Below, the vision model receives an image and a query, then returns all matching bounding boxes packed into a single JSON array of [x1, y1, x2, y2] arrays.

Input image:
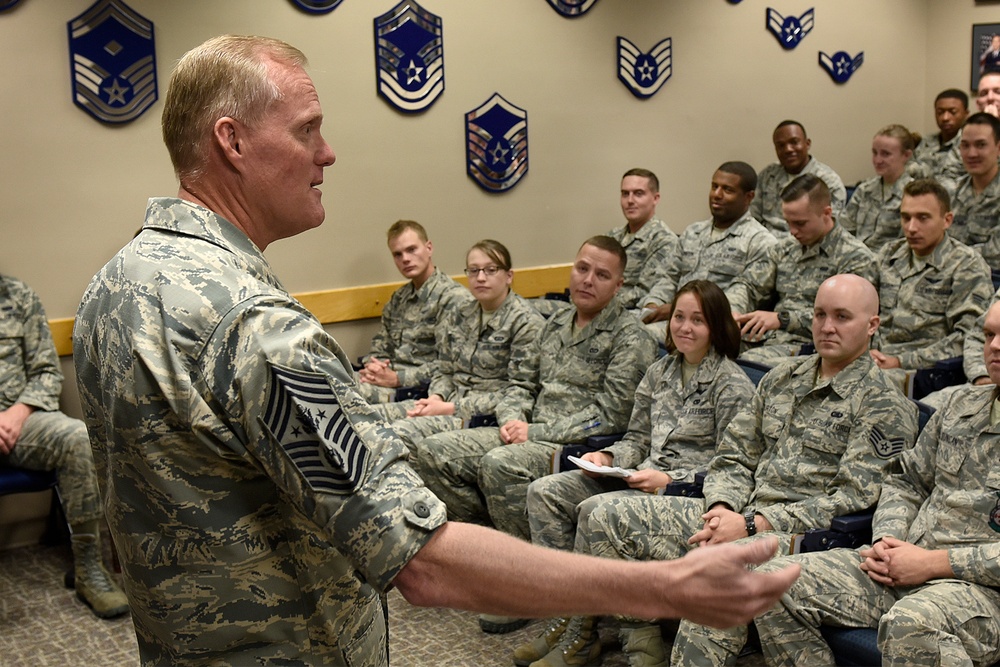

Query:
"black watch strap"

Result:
[[744, 509, 757, 536]]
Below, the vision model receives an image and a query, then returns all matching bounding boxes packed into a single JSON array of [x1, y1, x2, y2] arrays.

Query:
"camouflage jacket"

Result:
[[751, 157, 847, 237], [606, 217, 679, 308], [840, 174, 912, 252], [0, 275, 63, 412], [908, 130, 965, 190], [950, 172, 1000, 270], [73, 198, 446, 666]]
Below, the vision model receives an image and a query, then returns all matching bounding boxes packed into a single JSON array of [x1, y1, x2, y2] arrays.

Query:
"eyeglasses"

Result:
[[464, 266, 503, 277]]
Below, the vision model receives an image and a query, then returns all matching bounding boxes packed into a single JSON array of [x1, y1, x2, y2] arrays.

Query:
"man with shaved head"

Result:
[[564, 274, 918, 667]]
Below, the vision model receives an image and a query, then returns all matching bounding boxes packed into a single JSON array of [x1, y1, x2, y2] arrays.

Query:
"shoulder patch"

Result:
[[869, 424, 906, 460], [263, 364, 370, 495]]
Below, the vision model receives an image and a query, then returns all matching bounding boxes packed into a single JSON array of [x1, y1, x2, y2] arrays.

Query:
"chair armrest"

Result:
[[800, 509, 873, 553]]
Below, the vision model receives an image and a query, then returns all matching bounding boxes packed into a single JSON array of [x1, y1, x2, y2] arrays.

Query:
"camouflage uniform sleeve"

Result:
[[495, 318, 544, 424], [396, 282, 473, 388], [725, 229, 780, 312], [636, 228, 680, 307], [727, 242, 779, 314], [702, 380, 770, 511], [896, 252, 992, 370], [527, 322, 656, 443], [8, 280, 63, 411], [838, 186, 863, 236], [602, 356, 662, 469], [452, 304, 543, 420], [871, 410, 939, 542], [210, 299, 447, 591], [709, 362, 756, 444], [364, 290, 400, 364], [427, 310, 458, 400], [759, 384, 918, 533]]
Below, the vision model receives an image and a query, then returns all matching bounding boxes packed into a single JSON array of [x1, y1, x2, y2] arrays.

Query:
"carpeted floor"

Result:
[[0, 542, 767, 666]]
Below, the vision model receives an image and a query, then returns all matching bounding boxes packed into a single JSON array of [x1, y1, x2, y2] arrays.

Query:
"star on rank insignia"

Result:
[[466, 93, 528, 193], [766, 7, 815, 50], [868, 425, 906, 460], [263, 364, 371, 495], [546, 0, 599, 17], [374, 0, 445, 114], [290, 0, 344, 13], [617, 36, 672, 99], [67, 0, 157, 125], [819, 50, 864, 84]]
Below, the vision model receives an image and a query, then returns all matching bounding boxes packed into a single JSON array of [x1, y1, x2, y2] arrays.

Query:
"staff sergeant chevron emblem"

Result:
[[617, 36, 672, 99], [868, 424, 905, 460], [262, 364, 371, 495], [466, 93, 528, 193], [291, 0, 344, 13], [546, 0, 599, 17], [766, 7, 815, 50], [819, 50, 864, 84], [67, 0, 157, 124], [374, 0, 444, 114]]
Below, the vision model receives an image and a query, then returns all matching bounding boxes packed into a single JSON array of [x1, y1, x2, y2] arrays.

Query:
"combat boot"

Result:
[[530, 615, 601, 667], [513, 617, 570, 666], [619, 622, 668, 667], [71, 532, 129, 619]]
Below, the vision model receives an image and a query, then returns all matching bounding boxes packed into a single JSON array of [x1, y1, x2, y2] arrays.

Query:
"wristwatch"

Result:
[[744, 509, 757, 537], [777, 311, 790, 330]]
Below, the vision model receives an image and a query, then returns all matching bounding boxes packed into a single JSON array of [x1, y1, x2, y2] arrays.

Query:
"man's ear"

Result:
[[213, 117, 242, 165]]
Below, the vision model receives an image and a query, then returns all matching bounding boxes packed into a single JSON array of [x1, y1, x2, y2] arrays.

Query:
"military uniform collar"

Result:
[[616, 217, 664, 243], [884, 234, 951, 271], [783, 156, 817, 178], [403, 267, 447, 299], [711, 210, 755, 239], [558, 294, 625, 344], [789, 351, 875, 399], [799, 221, 843, 258]]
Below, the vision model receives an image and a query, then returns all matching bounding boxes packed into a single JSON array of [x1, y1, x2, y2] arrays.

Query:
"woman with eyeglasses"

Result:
[[376, 239, 544, 452]]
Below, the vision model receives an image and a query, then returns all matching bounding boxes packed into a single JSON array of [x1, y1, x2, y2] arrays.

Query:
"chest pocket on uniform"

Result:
[[0, 316, 25, 370], [912, 277, 951, 316]]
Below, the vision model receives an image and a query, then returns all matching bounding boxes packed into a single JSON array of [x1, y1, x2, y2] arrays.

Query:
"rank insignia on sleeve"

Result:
[[766, 7, 814, 50], [465, 93, 528, 193], [67, 0, 158, 124], [263, 364, 370, 495], [819, 51, 864, 84], [374, 0, 444, 113], [546, 0, 599, 17], [617, 37, 672, 99], [869, 425, 905, 460], [290, 0, 344, 13]]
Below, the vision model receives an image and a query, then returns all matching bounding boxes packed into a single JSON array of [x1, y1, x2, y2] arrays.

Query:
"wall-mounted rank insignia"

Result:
[[466, 93, 528, 193], [766, 7, 814, 50], [0, 0, 22, 12], [546, 0, 598, 17], [617, 36, 672, 99], [263, 364, 371, 495], [290, 0, 344, 14], [67, 0, 157, 125], [819, 50, 864, 84], [374, 0, 444, 114]]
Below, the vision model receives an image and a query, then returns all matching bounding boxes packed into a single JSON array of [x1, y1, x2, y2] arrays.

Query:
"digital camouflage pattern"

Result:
[[644, 211, 778, 307], [526, 349, 753, 552], [908, 129, 964, 191], [876, 235, 992, 369], [750, 385, 1000, 667], [73, 198, 447, 667], [414, 296, 656, 539], [606, 217, 679, 309], [752, 157, 847, 237], [733, 224, 878, 364], [839, 173, 913, 252], [950, 171, 1000, 270], [963, 286, 1000, 382]]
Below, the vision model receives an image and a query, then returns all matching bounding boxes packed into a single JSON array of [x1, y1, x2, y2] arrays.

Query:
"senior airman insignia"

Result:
[[290, 0, 344, 13], [990, 494, 1000, 533], [868, 425, 905, 460], [546, 0, 599, 17], [466, 93, 528, 193], [374, 0, 444, 113], [617, 36, 672, 99], [263, 364, 370, 495], [819, 51, 864, 84], [67, 0, 157, 125], [766, 7, 814, 50], [0, 0, 22, 11]]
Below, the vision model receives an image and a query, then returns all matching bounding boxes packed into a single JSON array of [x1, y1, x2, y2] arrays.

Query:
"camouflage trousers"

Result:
[[479, 440, 562, 540], [357, 381, 396, 404], [372, 402, 463, 454], [739, 330, 809, 365], [0, 409, 102, 526], [526, 469, 632, 550], [749, 548, 1000, 667]]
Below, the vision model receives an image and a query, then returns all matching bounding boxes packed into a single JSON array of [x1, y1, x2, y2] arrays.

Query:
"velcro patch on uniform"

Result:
[[869, 425, 905, 460], [263, 364, 369, 495]]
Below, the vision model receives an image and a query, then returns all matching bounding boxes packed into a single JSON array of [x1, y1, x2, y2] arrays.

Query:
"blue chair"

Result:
[[736, 358, 772, 386], [0, 466, 69, 546]]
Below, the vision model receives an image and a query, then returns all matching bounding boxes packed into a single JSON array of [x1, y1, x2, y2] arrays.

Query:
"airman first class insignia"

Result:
[[466, 93, 528, 193], [263, 364, 370, 495], [67, 0, 157, 125], [819, 51, 864, 84], [290, 0, 344, 14], [766, 7, 814, 50], [546, 0, 599, 18], [374, 0, 444, 113], [617, 36, 672, 99]]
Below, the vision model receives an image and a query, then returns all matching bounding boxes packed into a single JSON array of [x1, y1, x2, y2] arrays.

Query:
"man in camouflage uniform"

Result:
[[577, 274, 918, 667], [358, 219, 472, 402], [748, 299, 1000, 667], [74, 37, 801, 665], [0, 275, 127, 619], [732, 174, 878, 364], [641, 162, 777, 337], [908, 89, 969, 188], [752, 120, 847, 237], [871, 179, 993, 385], [951, 112, 1000, 270], [414, 236, 656, 632], [605, 168, 678, 316]]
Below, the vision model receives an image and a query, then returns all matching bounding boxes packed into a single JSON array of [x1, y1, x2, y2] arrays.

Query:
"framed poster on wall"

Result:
[[972, 22, 1000, 89]]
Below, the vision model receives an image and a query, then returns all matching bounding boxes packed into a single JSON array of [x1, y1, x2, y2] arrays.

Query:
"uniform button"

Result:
[[413, 502, 430, 518]]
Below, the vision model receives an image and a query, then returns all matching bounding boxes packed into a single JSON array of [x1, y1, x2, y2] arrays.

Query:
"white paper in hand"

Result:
[[567, 455, 633, 478]]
